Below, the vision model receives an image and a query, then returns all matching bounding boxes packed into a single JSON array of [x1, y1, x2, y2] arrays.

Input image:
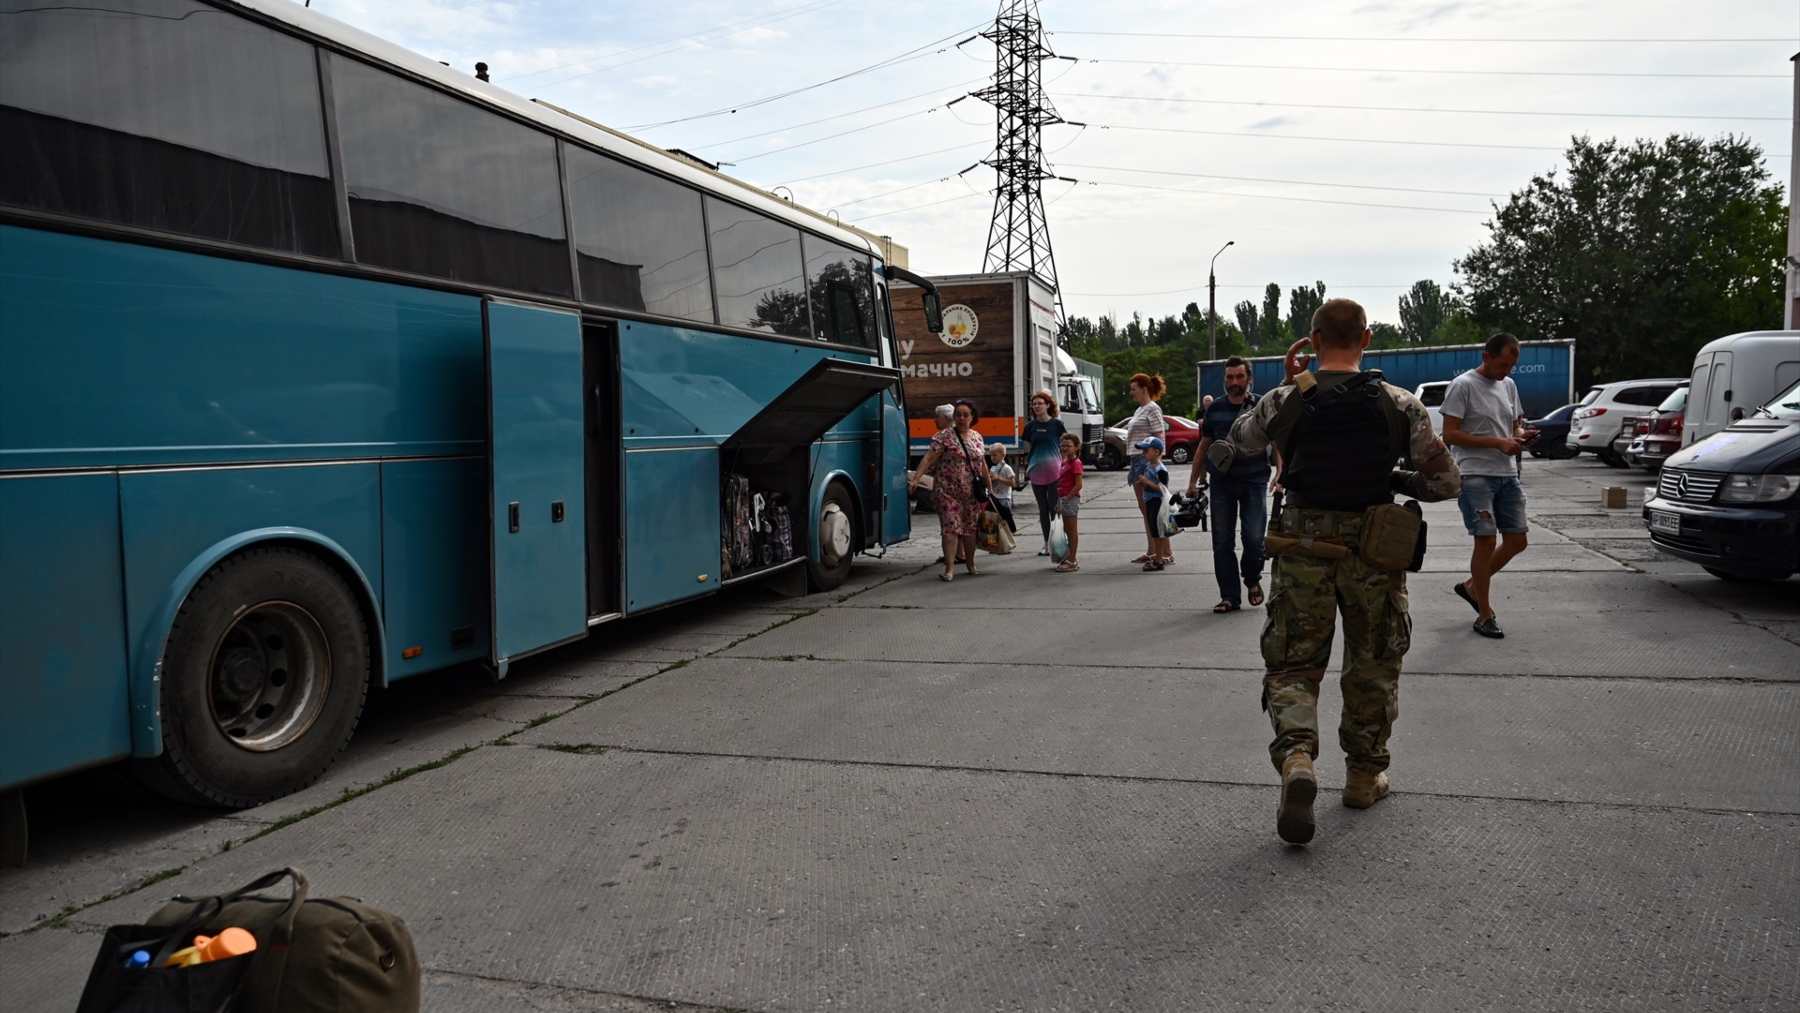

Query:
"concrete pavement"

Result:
[[4, 454, 1797, 1011]]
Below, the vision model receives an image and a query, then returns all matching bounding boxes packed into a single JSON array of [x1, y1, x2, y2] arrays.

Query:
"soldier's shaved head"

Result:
[[1310, 298, 1369, 350]]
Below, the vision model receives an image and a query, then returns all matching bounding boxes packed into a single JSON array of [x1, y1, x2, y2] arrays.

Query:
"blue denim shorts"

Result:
[[1458, 475, 1528, 537], [1127, 455, 1152, 486]]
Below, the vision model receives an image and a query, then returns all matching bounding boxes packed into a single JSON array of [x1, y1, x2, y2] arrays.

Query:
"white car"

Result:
[[1414, 381, 1450, 434], [1567, 378, 1685, 467]]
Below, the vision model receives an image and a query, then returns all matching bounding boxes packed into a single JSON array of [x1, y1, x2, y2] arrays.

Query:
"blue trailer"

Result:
[[1197, 340, 1577, 418]]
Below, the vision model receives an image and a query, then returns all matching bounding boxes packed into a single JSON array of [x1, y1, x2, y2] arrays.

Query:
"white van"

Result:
[[1684, 331, 1800, 446], [1414, 381, 1450, 434]]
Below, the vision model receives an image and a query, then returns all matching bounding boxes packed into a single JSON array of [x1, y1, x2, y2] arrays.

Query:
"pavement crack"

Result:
[[717, 652, 1800, 686], [425, 966, 765, 1012], [530, 743, 1800, 819]]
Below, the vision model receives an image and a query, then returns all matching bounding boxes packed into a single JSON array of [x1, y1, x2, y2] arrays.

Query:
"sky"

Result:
[[299, 0, 1798, 327]]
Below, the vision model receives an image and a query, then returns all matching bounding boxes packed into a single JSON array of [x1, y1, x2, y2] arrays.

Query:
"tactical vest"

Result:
[[1272, 372, 1408, 511]]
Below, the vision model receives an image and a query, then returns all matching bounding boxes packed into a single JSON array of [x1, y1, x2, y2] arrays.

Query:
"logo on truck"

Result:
[[940, 304, 978, 348]]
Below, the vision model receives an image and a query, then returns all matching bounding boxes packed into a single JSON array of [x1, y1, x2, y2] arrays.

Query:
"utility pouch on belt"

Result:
[[1205, 440, 1237, 473], [1266, 533, 1351, 560], [1359, 500, 1424, 572]]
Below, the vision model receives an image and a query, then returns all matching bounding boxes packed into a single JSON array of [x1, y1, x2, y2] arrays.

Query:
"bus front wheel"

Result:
[[808, 483, 858, 592], [138, 546, 371, 809]]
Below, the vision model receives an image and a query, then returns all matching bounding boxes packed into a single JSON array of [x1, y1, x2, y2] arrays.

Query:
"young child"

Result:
[[1133, 436, 1173, 571], [986, 442, 1018, 533], [1054, 432, 1084, 572]]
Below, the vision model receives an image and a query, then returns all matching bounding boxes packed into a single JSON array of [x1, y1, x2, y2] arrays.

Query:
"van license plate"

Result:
[[1648, 510, 1681, 535]]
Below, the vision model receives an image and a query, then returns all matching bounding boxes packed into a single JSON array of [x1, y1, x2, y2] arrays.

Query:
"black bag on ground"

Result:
[[78, 867, 420, 1013]]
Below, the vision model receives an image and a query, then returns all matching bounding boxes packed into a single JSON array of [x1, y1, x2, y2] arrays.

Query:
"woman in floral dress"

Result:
[[909, 399, 988, 581]]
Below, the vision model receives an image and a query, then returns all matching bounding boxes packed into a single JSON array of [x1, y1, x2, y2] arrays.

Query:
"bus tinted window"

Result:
[[564, 146, 713, 323], [804, 238, 877, 347], [705, 197, 809, 339], [329, 55, 570, 297], [0, 0, 337, 255]]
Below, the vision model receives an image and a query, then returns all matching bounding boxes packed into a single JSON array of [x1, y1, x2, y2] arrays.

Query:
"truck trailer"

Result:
[[1197, 339, 1577, 419], [891, 272, 1104, 464]]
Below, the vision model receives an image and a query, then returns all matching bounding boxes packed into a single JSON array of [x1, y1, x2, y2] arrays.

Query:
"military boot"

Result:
[[1343, 769, 1391, 809], [1276, 751, 1317, 844]]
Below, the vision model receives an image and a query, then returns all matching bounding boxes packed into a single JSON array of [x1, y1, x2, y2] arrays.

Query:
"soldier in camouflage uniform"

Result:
[[1227, 298, 1461, 845]]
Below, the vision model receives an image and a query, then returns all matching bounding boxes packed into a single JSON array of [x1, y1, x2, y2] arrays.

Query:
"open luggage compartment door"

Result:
[[719, 358, 900, 586], [721, 358, 901, 460]]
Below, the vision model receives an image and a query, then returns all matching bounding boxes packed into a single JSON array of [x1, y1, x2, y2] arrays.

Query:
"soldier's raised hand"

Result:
[[1283, 337, 1312, 380]]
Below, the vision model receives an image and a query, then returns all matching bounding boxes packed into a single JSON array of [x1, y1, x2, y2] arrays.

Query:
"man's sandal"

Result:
[[1248, 585, 1265, 607], [1214, 601, 1239, 613]]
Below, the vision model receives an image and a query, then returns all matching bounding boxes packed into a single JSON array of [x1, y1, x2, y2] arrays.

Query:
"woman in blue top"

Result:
[[1020, 389, 1067, 556]]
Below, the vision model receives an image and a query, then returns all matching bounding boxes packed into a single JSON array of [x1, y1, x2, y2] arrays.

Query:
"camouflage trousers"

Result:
[[1260, 541, 1412, 774]]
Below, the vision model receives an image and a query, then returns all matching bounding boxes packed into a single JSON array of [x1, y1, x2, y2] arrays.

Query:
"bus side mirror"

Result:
[[922, 290, 944, 333]]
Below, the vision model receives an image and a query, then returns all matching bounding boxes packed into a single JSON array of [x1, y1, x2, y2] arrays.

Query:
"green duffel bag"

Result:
[[145, 868, 419, 1013]]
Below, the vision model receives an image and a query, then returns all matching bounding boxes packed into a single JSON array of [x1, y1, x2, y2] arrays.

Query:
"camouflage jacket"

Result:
[[1228, 372, 1462, 503]]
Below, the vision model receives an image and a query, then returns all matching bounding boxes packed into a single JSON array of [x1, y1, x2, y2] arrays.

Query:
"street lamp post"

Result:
[[1208, 240, 1235, 362]]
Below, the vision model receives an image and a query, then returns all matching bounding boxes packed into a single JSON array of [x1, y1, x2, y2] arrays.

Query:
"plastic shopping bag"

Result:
[[1154, 489, 1180, 538], [1049, 517, 1070, 563]]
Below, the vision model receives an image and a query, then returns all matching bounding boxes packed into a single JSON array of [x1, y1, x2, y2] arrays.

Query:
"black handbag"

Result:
[[75, 869, 299, 1013], [78, 867, 420, 1013], [955, 432, 989, 502]]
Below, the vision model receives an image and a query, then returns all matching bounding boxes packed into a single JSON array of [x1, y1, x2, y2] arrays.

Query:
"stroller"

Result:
[[1170, 488, 1209, 532]]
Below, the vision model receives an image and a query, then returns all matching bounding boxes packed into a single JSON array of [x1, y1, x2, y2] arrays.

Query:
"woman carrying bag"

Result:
[[908, 399, 989, 581]]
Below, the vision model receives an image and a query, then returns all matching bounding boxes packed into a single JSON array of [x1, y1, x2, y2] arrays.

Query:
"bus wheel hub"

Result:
[[820, 503, 851, 566]]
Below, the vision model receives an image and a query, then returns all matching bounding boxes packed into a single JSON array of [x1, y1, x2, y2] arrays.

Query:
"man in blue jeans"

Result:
[[1441, 333, 1531, 639], [1187, 356, 1270, 613]]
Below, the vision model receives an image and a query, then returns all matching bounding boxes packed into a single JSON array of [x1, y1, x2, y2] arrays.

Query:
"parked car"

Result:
[[1525, 403, 1580, 458], [1644, 375, 1800, 581], [1567, 378, 1685, 466], [1414, 381, 1450, 434], [1102, 414, 1201, 468], [1163, 415, 1202, 464], [1625, 382, 1689, 471], [1684, 330, 1800, 448]]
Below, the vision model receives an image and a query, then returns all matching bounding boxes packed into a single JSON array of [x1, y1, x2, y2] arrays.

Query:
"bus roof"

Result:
[[229, 0, 886, 259]]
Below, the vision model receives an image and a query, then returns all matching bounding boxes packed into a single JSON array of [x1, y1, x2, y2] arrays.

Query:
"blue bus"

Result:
[[0, 0, 941, 833]]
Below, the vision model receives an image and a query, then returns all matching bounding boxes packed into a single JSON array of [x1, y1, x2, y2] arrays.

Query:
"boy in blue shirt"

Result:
[[1133, 437, 1173, 571]]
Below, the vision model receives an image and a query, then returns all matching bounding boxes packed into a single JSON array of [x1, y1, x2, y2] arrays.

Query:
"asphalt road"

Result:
[[5, 453, 1798, 1011]]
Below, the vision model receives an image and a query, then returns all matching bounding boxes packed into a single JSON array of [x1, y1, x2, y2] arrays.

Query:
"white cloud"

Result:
[[731, 26, 790, 46]]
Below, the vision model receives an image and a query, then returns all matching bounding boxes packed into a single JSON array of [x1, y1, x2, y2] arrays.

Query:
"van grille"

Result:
[[1657, 468, 1723, 503], [1083, 423, 1105, 445]]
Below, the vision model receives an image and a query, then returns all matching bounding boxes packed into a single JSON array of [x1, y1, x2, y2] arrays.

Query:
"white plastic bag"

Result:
[[1155, 489, 1180, 538], [1049, 517, 1070, 562]]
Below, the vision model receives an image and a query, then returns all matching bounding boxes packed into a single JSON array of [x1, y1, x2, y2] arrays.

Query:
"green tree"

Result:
[[1455, 134, 1786, 387], [1233, 299, 1261, 343], [1398, 279, 1457, 344], [1287, 281, 1327, 339], [1369, 321, 1406, 349], [1260, 283, 1285, 349]]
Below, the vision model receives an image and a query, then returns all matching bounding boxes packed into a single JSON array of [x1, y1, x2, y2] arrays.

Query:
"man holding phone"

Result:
[[1441, 333, 1532, 639]]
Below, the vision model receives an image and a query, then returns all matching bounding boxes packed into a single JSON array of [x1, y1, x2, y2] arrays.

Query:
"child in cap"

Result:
[[1133, 436, 1173, 571]]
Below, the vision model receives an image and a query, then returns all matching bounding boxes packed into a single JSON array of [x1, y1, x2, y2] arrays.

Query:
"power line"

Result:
[[1092, 121, 1564, 153], [627, 21, 988, 130], [725, 107, 946, 164], [1058, 91, 1788, 122], [1074, 177, 1489, 215], [509, 0, 838, 86], [1050, 30, 1798, 43], [1060, 162, 1503, 198], [699, 77, 988, 148], [846, 191, 986, 223], [1080, 57, 1787, 80], [776, 141, 992, 184], [1090, 120, 1792, 158], [1068, 283, 1413, 297], [833, 177, 954, 209]]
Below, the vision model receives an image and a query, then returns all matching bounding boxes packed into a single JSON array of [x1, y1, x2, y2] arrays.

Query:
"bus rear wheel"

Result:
[[138, 546, 370, 809], [808, 482, 858, 592]]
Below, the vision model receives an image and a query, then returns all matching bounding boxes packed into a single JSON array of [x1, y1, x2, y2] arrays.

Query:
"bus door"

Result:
[[484, 299, 587, 676]]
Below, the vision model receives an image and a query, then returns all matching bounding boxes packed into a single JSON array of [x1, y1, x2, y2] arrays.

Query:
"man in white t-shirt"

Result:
[[1440, 333, 1531, 640]]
